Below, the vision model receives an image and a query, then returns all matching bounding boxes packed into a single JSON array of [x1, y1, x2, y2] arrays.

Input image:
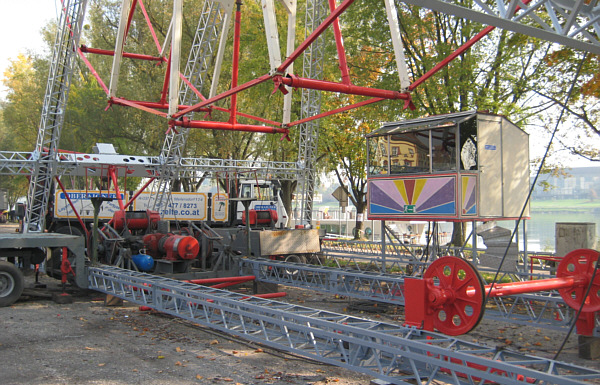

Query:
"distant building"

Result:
[[532, 167, 600, 200]]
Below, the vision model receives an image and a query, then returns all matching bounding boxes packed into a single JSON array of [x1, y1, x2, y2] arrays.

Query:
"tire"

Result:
[[0, 261, 24, 307], [283, 254, 307, 275], [284, 254, 307, 264]]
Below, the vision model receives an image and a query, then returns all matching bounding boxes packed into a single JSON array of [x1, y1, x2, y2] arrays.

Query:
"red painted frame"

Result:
[[77, 0, 501, 135]]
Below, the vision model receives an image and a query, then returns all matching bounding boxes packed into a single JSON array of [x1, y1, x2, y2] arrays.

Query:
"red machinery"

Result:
[[405, 249, 600, 336], [242, 209, 278, 227], [103, 210, 201, 264], [112, 210, 161, 231], [142, 233, 200, 261]]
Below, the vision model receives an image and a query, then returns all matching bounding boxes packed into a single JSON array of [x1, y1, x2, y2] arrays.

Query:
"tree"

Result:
[[317, 0, 573, 245]]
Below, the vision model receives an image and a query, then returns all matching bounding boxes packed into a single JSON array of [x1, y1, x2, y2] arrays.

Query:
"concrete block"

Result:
[[578, 335, 600, 360], [556, 222, 596, 257]]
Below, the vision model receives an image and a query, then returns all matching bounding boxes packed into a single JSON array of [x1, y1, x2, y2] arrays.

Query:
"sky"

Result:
[[0, 0, 59, 96]]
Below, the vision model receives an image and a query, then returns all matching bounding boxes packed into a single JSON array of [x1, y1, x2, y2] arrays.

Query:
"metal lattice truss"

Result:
[[87, 265, 600, 385], [23, 0, 88, 232], [241, 258, 408, 305], [150, 0, 234, 211], [240, 258, 595, 333], [321, 238, 425, 272], [0, 150, 301, 181], [409, 0, 600, 55]]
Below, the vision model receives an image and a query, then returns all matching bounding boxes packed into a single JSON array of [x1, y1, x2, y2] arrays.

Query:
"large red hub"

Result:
[[422, 256, 485, 336], [556, 248, 600, 312]]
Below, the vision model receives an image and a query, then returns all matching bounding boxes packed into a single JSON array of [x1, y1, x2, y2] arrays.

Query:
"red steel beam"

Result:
[[115, 99, 210, 113], [409, 0, 533, 91], [171, 118, 289, 135], [138, 0, 162, 53], [278, 75, 410, 100], [172, 74, 273, 118], [110, 97, 168, 117], [124, 0, 139, 43], [77, 48, 110, 95], [277, 0, 355, 73], [329, 0, 351, 85], [80, 46, 165, 62], [229, 0, 243, 124], [108, 167, 126, 211], [54, 176, 90, 240], [160, 51, 172, 105], [287, 97, 385, 127], [409, 25, 494, 91], [480, 276, 585, 298]]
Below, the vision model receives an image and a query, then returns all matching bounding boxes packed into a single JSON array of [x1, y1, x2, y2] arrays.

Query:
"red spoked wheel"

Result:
[[557, 249, 600, 312], [423, 256, 485, 336]]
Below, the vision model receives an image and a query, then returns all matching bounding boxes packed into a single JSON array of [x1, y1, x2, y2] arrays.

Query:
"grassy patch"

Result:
[[530, 199, 600, 212]]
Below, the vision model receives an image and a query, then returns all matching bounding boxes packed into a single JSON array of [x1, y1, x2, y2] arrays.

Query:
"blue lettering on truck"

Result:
[[255, 204, 276, 210]]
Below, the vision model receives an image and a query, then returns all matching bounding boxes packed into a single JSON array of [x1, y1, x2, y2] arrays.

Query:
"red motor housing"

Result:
[[242, 209, 278, 226], [112, 210, 160, 231], [142, 233, 199, 260]]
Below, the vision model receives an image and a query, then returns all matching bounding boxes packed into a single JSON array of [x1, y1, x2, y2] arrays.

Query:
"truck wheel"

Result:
[[283, 255, 306, 275], [0, 261, 24, 307], [284, 254, 307, 264]]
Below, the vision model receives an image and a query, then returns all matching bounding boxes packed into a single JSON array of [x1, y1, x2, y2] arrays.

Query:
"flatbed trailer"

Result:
[[0, 233, 86, 306]]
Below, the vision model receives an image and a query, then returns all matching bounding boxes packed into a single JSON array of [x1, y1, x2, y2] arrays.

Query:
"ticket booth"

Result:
[[367, 111, 530, 221]]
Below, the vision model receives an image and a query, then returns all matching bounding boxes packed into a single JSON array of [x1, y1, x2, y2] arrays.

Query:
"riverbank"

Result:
[[530, 198, 600, 213]]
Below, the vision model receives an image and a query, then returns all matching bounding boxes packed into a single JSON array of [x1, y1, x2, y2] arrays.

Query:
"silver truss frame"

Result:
[[404, 0, 600, 54], [23, 0, 87, 232], [0, 151, 301, 181], [297, 0, 326, 226], [150, 0, 234, 212], [87, 265, 600, 385]]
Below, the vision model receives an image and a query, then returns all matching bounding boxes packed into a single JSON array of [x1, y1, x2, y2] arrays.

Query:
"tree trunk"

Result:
[[353, 202, 367, 240], [279, 180, 296, 228], [451, 222, 467, 247]]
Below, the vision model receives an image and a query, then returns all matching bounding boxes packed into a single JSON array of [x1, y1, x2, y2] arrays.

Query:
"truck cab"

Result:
[[236, 181, 288, 228]]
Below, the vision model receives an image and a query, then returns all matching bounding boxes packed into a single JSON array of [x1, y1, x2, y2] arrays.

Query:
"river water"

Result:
[[499, 211, 600, 253]]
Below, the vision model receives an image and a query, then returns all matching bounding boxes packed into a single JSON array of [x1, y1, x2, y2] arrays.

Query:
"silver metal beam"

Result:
[[0, 151, 301, 181], [24, 0, 88, 233], [404, 0, 600, 54], [297, 0, 326, 227], [87, 265, 600, 385]]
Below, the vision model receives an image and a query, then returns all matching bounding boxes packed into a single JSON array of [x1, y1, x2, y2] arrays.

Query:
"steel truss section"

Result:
[[0, 151, 301, 181], [297, 0, 326, 226], [486, 293, 580, 332], [24, 0, 88, 232], [151, 0, 234, 212], [321, 238, 425, 273], [0, 152, 39, 176], [241, 258, 407, 305], [87, 265, 600, 385], [404, 0, 600, 55], [241, 258, 597, 333]]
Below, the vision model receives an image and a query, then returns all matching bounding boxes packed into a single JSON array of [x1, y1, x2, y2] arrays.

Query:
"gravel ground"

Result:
[[1, 278, 373, 385], [1, 222, 600, 384]]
